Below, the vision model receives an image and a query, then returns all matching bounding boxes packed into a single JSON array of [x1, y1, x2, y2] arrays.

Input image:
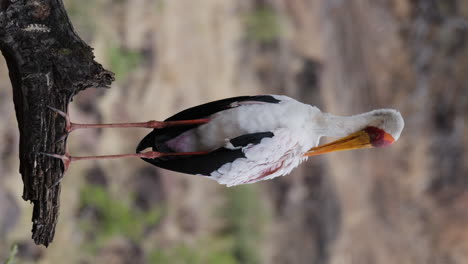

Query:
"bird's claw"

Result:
[[40, 151, 72, 173], [43, 105, 73, 179], [47, 105, 72, 133], [40, 151, 68, 189], [54, 134, 68, 144]]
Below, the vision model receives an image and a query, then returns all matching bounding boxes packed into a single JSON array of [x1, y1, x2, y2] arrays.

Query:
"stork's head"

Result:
[[305, 109, 404, 156]]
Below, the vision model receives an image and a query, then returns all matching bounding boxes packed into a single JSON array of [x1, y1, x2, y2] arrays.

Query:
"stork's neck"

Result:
[[319, 111, 378, 138]]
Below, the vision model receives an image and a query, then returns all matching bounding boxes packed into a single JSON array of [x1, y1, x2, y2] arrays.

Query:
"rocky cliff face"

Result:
[[263, 1, 467, 263], [0, 0, 466, 263]]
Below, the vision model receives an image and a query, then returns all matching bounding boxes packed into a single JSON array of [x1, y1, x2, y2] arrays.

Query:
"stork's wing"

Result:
[[136, 95, 281, 153], [211, 128, 305, 186], [165, 95, 280, 121], [140, 128, 304, 187], [139, 131, 276, 176]]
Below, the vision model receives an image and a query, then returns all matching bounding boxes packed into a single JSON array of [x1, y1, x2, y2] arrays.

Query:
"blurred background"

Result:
[[1, 0, 467, 263]]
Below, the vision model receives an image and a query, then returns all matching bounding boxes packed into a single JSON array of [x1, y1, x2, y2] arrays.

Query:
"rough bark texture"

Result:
[[0, 0, 114, 246]]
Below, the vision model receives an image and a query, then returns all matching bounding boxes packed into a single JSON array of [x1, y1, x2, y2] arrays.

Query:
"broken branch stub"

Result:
[[0, 0, 114, 246]]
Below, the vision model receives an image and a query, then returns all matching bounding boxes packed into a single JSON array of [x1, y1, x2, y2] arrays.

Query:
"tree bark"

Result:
[[0, 0, 114, 246]]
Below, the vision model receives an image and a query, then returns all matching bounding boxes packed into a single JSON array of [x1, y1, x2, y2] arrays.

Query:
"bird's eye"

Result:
[[365, 127, 380, 141], [364, 126, 394, 147]]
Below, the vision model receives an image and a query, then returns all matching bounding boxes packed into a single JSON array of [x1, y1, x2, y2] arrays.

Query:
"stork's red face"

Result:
[[304, 126, 395, 156]]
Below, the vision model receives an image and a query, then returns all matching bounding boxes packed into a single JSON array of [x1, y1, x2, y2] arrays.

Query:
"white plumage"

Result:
[[167, 95, 319, 153], [45, 95, 405, 187], [162, 95, 404, 186], [211, 128, 306, 186]]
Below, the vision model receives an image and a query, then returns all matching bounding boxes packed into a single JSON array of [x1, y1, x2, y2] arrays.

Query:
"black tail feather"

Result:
[[136, 130, 156, 153]]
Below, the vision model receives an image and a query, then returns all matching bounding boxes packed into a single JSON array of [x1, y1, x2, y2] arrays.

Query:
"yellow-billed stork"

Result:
[[44, 95, 404, 186]]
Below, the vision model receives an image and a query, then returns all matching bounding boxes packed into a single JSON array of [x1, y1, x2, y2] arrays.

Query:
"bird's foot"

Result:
[[54, 134, 68, 144], [47, 105, 73, 133], [40, 152, 72, 173]]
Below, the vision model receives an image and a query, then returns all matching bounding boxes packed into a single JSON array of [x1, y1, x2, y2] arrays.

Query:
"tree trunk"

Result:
[[0, 0, 114, 246]]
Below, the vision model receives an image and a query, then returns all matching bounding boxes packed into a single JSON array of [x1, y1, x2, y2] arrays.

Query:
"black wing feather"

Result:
[[140, 132, 275, 175], [136, 95, 280, 153], [165, 95, 280, 122], [230, 132, 274, 147]]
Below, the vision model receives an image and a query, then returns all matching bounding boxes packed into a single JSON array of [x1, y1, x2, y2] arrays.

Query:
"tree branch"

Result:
[[0, 0, 114, 246]]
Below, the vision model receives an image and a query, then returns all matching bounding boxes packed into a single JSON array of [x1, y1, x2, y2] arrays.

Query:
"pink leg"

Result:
[[41, 150, 210, 172], [47, 106, 210, 133]]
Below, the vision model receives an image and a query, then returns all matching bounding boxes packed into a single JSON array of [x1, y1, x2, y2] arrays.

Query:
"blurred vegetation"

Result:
[[79, 184, 162, 251], [65, 0, 143, 82], [245, 7, 282, 44], [63, 0, 99, 39], [148, 185, 266, 264], [106, 45, 143, 82], [222, 185, 265, 264], [4, 244, 18, 264], [148, 241, 237, 264]]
